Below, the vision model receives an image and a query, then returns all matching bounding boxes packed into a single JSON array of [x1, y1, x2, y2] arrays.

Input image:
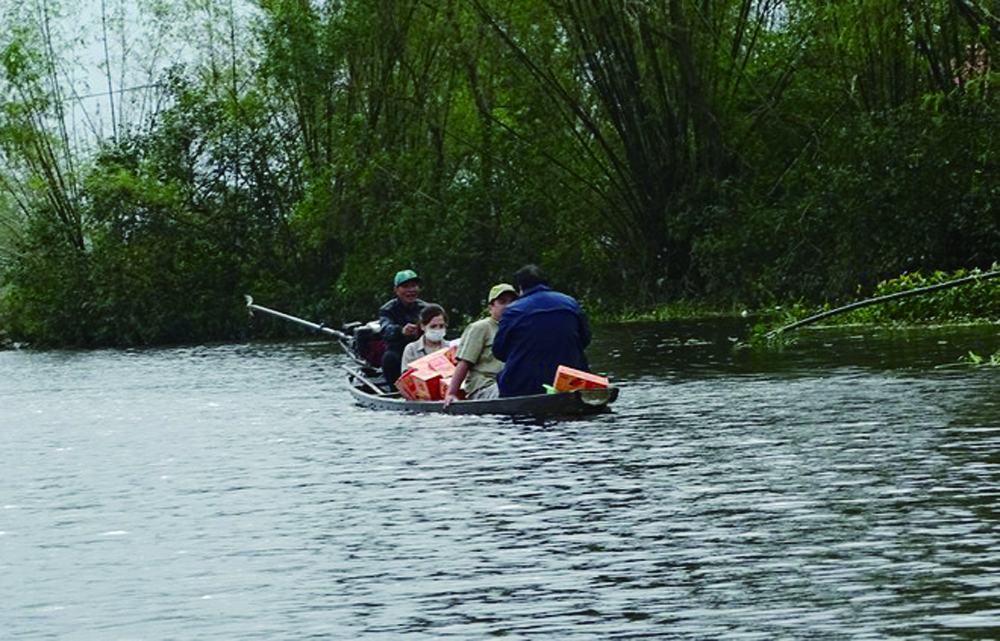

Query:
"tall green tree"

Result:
[[469, 0, 797, 300]]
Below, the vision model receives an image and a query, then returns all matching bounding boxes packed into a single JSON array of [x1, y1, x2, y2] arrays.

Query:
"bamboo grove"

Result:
[[1, 0, 998, 345]]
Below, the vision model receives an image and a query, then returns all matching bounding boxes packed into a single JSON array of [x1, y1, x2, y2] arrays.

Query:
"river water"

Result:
[[2, 320, 999, 639]]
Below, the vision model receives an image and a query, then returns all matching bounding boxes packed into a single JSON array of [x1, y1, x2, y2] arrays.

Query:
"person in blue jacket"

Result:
[[492, 264, 591, 397]]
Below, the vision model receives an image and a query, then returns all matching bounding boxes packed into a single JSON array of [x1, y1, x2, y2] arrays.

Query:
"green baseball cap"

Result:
[[393, 269, 421, 287]]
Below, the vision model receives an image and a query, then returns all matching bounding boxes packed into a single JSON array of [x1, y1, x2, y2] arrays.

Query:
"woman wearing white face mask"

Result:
[[400, 304, 449, 371]]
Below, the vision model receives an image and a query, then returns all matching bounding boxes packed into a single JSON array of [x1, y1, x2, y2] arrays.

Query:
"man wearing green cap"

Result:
[[378, 269, 426, 384], [443, 283, 518, 406]]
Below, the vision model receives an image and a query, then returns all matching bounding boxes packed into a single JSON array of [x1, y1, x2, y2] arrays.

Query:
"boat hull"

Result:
[[346, 380, 619, 416]]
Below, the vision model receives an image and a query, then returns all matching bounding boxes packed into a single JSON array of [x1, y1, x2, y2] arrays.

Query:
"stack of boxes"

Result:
[[395, 348, 457, 401], [396, 355, 609, 401]]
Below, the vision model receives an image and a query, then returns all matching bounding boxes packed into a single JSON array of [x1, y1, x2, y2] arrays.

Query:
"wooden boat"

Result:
[[346, 372, 619, 416], [245, 295, 619, 417]]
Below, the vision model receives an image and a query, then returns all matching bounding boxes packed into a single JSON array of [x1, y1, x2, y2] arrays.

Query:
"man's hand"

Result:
[[402, 323, 419, 337]]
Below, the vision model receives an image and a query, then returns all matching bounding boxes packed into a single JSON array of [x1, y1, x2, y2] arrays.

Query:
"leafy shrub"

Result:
[[837, 268, 1000, 325]]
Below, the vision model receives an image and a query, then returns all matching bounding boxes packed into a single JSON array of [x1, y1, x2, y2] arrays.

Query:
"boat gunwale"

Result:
[[346, 379, 619, 416]]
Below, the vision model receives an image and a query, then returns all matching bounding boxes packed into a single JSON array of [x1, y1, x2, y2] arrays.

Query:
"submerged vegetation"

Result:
[[747, 267, 1000, 348], [955, 349, 1000, 366], [1, 0, 1000, 346], [835, 269, 1000, 326]]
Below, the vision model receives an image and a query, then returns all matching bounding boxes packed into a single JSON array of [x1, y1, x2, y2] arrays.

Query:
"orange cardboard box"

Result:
[[408, 347, 457, 374], [394, 369, 420, 400], [397, 348, 458, 400], [410, 347, 458, 373], [396, 368, 444, 400], [553, 365, 609, 392]]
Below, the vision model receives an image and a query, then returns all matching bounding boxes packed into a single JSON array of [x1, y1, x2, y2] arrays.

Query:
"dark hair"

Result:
[[514, 264, 549, 291], [420, 304, 447, 326]]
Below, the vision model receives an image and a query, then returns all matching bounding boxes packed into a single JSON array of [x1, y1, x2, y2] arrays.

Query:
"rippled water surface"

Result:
[[3, 321, 1000, 639]]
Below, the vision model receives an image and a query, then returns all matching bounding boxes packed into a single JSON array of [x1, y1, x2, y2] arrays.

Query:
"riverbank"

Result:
[[653, 269, 1000, 349], [593, 299, 749, 324]]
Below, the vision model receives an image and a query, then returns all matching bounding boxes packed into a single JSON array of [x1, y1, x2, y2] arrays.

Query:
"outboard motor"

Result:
[[346, 320, 386, 368]]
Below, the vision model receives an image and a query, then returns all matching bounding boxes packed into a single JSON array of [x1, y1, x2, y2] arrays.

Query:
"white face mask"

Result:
[[424, 327, 447, 343]]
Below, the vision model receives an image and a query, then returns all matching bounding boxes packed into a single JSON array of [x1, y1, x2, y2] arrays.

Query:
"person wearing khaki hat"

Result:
[[378, 269, 427, 383], [443, 283, 518, 406]]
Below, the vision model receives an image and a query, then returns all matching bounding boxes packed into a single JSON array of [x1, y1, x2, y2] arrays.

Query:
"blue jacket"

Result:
[[492, 285, 591, 397]]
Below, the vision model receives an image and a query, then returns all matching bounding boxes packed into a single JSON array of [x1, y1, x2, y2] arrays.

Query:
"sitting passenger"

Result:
[[493, 264, 591, 397], [401, 304, 449, 371], [443, 283, 518, 406], [378, 269, 426, 383]]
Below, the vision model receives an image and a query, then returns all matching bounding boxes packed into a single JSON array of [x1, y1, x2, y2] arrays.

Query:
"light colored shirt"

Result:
[[455, 317, 503, 394], [401, 335, 448, 371]]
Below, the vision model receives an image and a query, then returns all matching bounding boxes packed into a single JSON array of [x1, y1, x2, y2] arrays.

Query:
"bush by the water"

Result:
[[838, 269, 1000, 326]]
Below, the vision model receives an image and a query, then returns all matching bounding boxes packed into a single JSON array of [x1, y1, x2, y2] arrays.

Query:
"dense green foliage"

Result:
[[745, 267, 1000, 349], [840, 269, 1000, 325], [1, 0, 1000, 345]]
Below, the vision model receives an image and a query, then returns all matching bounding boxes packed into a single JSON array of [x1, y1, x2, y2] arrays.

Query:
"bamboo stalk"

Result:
[[767, 270, 1000, 338]]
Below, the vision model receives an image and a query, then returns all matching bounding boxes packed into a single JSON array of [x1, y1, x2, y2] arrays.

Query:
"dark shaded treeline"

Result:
[[1, 0, 999, 346]]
